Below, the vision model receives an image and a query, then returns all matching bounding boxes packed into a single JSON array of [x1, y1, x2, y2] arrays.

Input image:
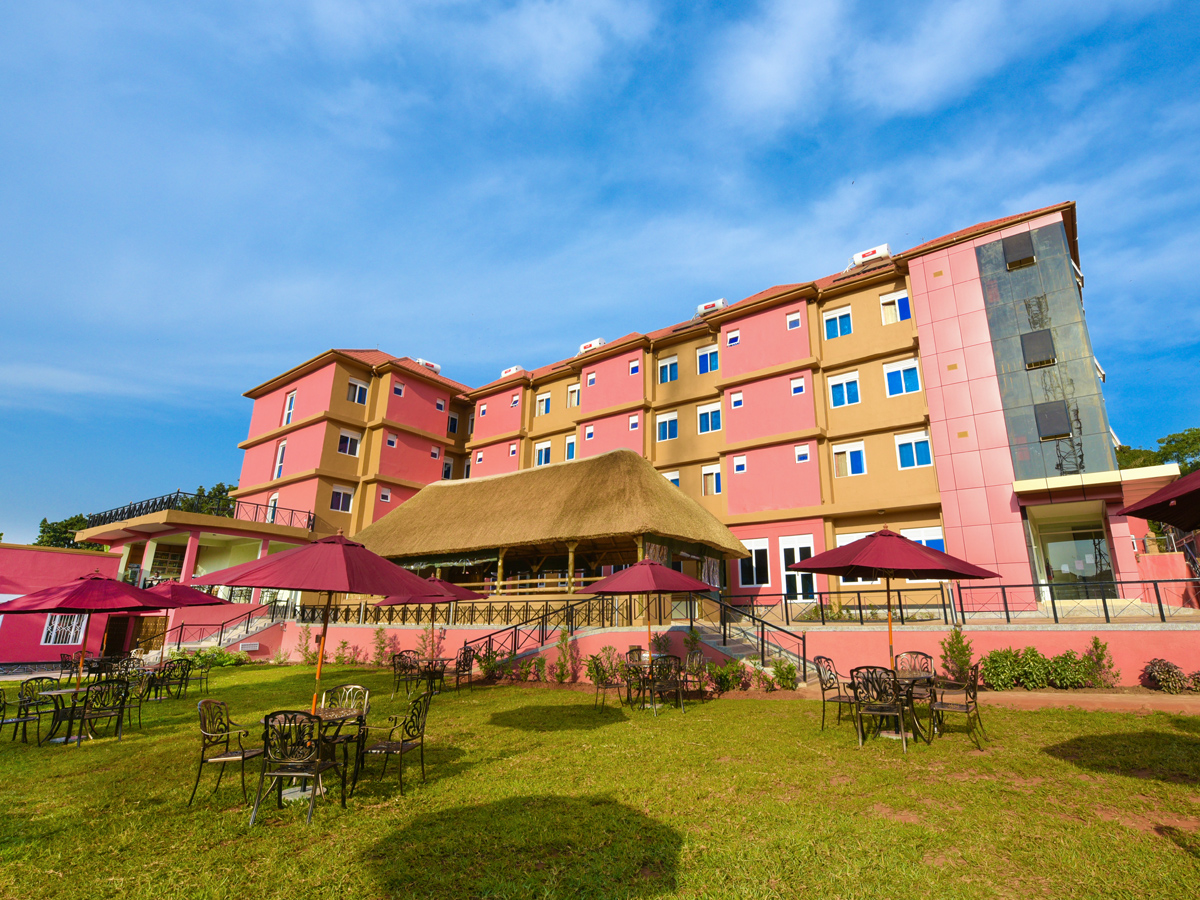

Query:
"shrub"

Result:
[[585, 654, 607, 683], [183, 646, 251, 668], [1048, 650, 1087, 689], [1081, 636, 1120, 688], [598, 645, 622, 682], [271, 645, 292, 666], [1144, 658, 1188, 694], [552, 630, 571, 684], [683, 627, 702, 655], [518, 656, 535, 682], [1018, 647, 1051, 690], [939, 628, 974, 682], [651, 632, 671, 656], [371, 628, 388, 667], [532, 656, 547, 682], [333, 640, 351, 665], [980, 647, 1021, 691], [707, 659, 751, 693], [772, 660, 799, 691], [297, 624, 319, 665], [417, 624, 446, 660], [751, 664, 776, 692], [477, 649, 503, 680]]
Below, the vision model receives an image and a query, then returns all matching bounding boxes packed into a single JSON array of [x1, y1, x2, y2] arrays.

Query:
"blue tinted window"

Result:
[[566, 441, 575, 460], [715, 472, 722, 492], [926, 538, 945, 552], [838, 313, 851, 336], [831, 383, 844, 407], [899, 443, 915, 468], [916, 439, 931, 466], [825, 318, 837, 340], [903, 367, 920, 393], [659, 361, 678, 383], [898, 295, 912, 320], [849, 449, 864, 475], [658, 418, 677, 441], [669, 476, 679, 486], [846, 380, 859, 404], [887, 370, 903, 396]]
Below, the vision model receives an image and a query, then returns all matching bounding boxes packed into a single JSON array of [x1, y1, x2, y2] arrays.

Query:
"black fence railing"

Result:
[[954, 578, 1200, 624], [723, 587, 955, 627], [86, 491, 315, 531], [131, 603, 281, 655]]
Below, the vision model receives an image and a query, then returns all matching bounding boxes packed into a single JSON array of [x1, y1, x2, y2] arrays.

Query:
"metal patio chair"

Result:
[[189, 699, 263, 805], [250, 710, 345, 826], [850, 665, 909, 753], [813, 656, 856, 731], [929, 662, 988, 747], [1, 688, 41, 745], [353, 690, 433, 797]]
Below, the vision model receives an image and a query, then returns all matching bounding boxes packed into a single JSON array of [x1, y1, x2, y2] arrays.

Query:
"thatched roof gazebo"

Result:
[[355, 449, 747, 596]]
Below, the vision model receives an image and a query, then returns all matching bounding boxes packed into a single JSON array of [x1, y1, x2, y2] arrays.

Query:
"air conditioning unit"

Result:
[[696, 298, 727, 316], [500, 365, 524, 378], [239, 642, 260, 652], [578, 338, 606, 355], [415, 358, 441, 374], [852, 244, 891, 267]]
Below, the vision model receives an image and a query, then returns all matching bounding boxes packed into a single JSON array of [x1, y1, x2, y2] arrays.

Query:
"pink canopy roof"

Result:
[[2, 573, 165, 614], [788, 529, 996, 581], [427, 577, 488, 600], [581, 558, 714, 595], [1118, 468, 1200, 532], [147, 580, 232, 608], [376, 581, 456, 606]]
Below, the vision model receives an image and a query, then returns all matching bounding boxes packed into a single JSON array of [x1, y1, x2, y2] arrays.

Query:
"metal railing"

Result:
[[86, 490, 315, 531], [131, 603, 282, 657], [722, 587, 956, 627], [955, 577, 1200, 624], [462, 596, 614, 662], [701, 597, 809, 679]]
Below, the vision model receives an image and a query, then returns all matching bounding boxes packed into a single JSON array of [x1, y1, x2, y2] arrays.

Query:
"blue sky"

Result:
[[2, 0, 1198, 543]]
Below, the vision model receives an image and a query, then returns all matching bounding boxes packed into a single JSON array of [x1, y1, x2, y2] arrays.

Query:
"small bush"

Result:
[[651, 632, 671, 656], [683, 627, 702, 655], [532, 656, 547, 682], [477, 649, 503, 680], [980, 647, 1021, 691], [598, 645, 622, 682], [1081, 636, 1120, 688], [585, 654, 607, 683], [708, 659, 751, 693], [1019, 647, 1051, 691], [1048, 650, 1087, 689], [271, 645, 292, 666], [552, 629, 571, 684], [772, 660, 799, 691], [297, 624, 319, 666], [333, 640, 351, 665], [518, 656, 535, 682], [751, 665, 776, 692], [371, 628, 388, 667], [1144, 658, 1188, 694], [181, 646, 251, 668], [939, 628, 974, 682]]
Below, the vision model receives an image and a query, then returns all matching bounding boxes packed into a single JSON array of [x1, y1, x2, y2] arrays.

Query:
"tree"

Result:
[[1116, 444, 1161, 470], [178, 482, 233, 516], [1156, 428, 1200, 475], [34, 515, 104, 550]]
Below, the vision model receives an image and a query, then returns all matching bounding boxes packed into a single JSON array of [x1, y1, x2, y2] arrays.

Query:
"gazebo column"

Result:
[[115, 543, 134, 582], [139, 540, 159, 587], [180, 531, 201, 585], [566, 542, 578, 594], [496, 548, 506, 595]]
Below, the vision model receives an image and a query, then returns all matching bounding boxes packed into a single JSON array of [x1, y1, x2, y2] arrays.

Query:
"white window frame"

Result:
[[584, 425, 595, 440], [727, 329, 740, 347], [786, 311, 802, 331], [795, 444, 810, 463], [393, 382, 405, 397], [883, 358, 922, 397], [476, 451, 484, 464], [628, 358, 639, 376], [790, 376, 806, 396], [823, 306, 853, 340], [696, 345, 718, 375], [273, 441, 287, 480], [479, 403, 487, 417], [566, 384, 580, 408], [586, 372, 596, 387], [447, 413, 459, 434], [738, 537, 770, 587], [732, 455, 747, 474], [535, 440, 551, 466], [697, 401, 722, 434], [282, 391, 296, 426], [833, 440, 867, 478], [662, 470, 680, 486], [347, 378, 368, 405], [442, 460, 453, 480], [828, 371, 861, 408], [430, 446, 441, 459], [730, 391, 744, 409], [509, 443, 517, 457], [895, 430, 933, 470], [535, 392, 551, 416], [565, 435, 576, 460], [880, 289, 910, 325], [837, 531, 879, 584], [657, 356, 678, 384], [337, 429, 361, 457], [41, 613, 88, 645], [380, 487, 391, 503], [780, 534, 816, 600], [510, 393, 520, 408], [656, 410, 678, 442], [901, 527, 947, 581], [386, 432, 397, 448], [701, 462, 722, 496], [266, 492, 279, 524], [436, 398, 446, 412], [330, 485, 354, 513], [628, 414, 639, 431]]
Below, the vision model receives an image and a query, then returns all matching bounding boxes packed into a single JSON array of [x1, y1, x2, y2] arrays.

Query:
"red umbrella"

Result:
[[192, 533, 443, 711], [581, 560, 714, 663], [1118, 468, 1200, 532], [789, 529, 996, 667], [2, 574, 166, 687], [426, 577, 487, 601], [376, 581, 455, 607], [146, 580, 233, 608]]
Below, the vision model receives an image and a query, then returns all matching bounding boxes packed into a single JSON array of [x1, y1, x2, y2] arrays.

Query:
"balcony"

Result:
[[86, 491, 315, 532]]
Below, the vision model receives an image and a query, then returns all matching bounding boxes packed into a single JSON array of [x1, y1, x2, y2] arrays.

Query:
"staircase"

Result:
[[137, 605, 278, 662]]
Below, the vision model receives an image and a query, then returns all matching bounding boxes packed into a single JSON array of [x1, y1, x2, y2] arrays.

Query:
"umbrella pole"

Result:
[[311, 591, 332, 714], [886, 576, 895, 670], [77, 615, 91, 689], [647, 592, 654, 664]]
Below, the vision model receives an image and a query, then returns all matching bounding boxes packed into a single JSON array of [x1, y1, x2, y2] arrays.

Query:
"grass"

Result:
[[1, 665, 1198, 900]]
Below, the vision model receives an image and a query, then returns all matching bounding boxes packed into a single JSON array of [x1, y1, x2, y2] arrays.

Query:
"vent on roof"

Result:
[[577, 338, 606, 355], [696, 298, 727, 316], [415, 358, 441, 375], [500, 366, 524, 378]]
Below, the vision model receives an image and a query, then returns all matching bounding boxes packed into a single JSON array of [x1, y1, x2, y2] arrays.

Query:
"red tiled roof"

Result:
[[729, 283, 808, 308], [334, 349, 473, 396], [899, 202, 1070, 258], [335, 348, 397, 367]]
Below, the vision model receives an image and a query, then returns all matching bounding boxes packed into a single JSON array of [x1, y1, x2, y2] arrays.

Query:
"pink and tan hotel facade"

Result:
[[68, 202, 1187, 605]]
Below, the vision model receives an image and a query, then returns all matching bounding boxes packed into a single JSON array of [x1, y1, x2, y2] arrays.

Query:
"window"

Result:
[[282, 391, 296, 425], [584, 425, 595, 440], [794, 444, 810, 463], [346, 379, 368, 405], [895, 431, 933, 469], [510, 393, 519, 408], [1021, 330, 1057, 369], [476, 451, 483, 464], [273, 441, 286, 479], [739, 538, 770, 587], [658, 356, 678, 384], [509, 443, 517, 457], [468, 414, 474, 434], [883, 359, 921, 397], [386, 433, 397, 448], [442, 460, 453, 479], [697, 346, 719, 375], [1003, 232, 1036, 270], [828, 372, 860, 408], [663, 471, 680, 487], [837, 532, 878, 584], [266, 492, 279, 524], [628, 414, 639, 431], [393, 382, 405, 397], [727, 329, 741, 347], [567, 384, 580, 408], [41, 614, 87, 645], [337, 430, 361, 457], [786, 311, 802, 331], [629, 359, 640, 376], [479, 403, 487, 417], [697, 402, 722, 434], [536, 393, 551, 416], [702, 463, 722, 496], [880, 289, 912, 325], [732, 455, 747, 474], [586, 372, 596, 387], [535, 441, 551, 466], [833, 441, 866, 477], [430, 446, 441, 459], [380, 488, 391, 503], [901, 527, 947, 581], [656, 411, 678, 442], [330, 486, 353, 512], [780, 535, 815, 599], [823, 308, 852, 340], [448, 413, 459, 434], [465, 462, 471, 478], [436, 398, 445, 412], [730, 392, 744, 409], [565, 436, 576, 460], [1035, 401, 1072, 441], [790, 376, 805, 396]]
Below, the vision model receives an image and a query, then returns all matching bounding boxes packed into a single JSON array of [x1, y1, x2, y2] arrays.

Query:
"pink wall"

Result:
[[370, 484, 419, 522], [472, 386, 524, 442], [379, 429, 445, 484], [240, 421, 327, 489], [720, 301, 811, 380], [579, 351, 644, 414], [246, 364, 336, 439], [236, 481, 320, 517], [470, 439, 522, 478], [726, 519, 829, 599], [577, 412, 642, 458], [726, 443, 821, 515], [386, 373, 452, 436], [724, 370, 816, 444]]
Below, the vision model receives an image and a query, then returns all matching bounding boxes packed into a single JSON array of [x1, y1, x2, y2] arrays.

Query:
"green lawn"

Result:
[[1, 665, 1198, 900]]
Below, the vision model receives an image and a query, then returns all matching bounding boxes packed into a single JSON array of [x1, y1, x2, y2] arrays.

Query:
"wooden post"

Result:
[[636, 535, 644, 562], [566, 542, 578, 594], [496, 548, 507, 595]]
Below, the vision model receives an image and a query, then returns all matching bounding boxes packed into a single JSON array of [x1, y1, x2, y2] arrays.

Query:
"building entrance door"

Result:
[[1039, 527, 1116, 602]]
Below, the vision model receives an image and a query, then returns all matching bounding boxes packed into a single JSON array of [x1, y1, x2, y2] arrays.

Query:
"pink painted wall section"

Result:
[[470, 439, 522, 478], [239, 421, 328, 489], [726, 444, 821, 515], [371, 485, 420, 521], [236, 481, 320, 518], [471, 387, 524, 442], [724, 370, 816, 444], [378, 429, 445, 484], [720, 301, 811, 379], [386, 373, 453, 436], [579, 351, 644, 414], [577, 412, 643, 458], [246, 363, 336, 439], [726, 519, 828, 600]]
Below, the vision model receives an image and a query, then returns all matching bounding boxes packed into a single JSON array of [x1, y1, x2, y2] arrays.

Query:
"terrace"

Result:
[[85, 490, 316, 532]]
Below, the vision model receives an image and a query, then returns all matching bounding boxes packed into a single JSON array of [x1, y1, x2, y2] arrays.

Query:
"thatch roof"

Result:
[[355, 449, 748, 559]]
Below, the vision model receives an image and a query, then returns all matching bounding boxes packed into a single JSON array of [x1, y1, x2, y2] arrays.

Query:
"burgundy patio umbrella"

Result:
[[2, 574, 166, 687], [581, 559, 714, 663], [146, 580, 234, 608], [1118, 468, 1200, 532], [375, 581, 456, 606], [426, 577, 488, 601], [788, 529, 996, 668], [191, 533, 444, 712]]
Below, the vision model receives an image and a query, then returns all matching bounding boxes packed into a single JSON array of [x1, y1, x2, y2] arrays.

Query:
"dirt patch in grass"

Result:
[[1095, 807, 1200, 833], [872, 803, 923, 825]]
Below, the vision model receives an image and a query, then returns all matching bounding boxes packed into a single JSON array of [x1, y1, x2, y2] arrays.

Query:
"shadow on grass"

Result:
[[351, 744, 472, 798], [489, 704, 629, 732], [363, 795, 681, 898], [1043, 731, 1200, 783], [1157, 825, 1200, 859]]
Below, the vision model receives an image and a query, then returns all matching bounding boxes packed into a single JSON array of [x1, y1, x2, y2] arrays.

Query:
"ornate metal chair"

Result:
[[189, 700, 264, 805], [813, 656, 856, 731], [188, 658, 213, 694], [452, 645, 474, 691], [14, 676, 58, 742], [250, 710, 346, 826], [390, 650, 419, 699], [353, 691, 433, 797], [644, 655, 685, 716], [58, 653, 78, 681], [682, 651, 707, 700], [850, 666, 909, 753], [73, 679, 131, 747], [1, 688, 41, 745], [929, 662, 987, 747], [895, 651, 935, 678], [320, 684, 370, 782], [154, 658, 193, 700], [588, 654, 622, 709], [124, 670, 158, 730]]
